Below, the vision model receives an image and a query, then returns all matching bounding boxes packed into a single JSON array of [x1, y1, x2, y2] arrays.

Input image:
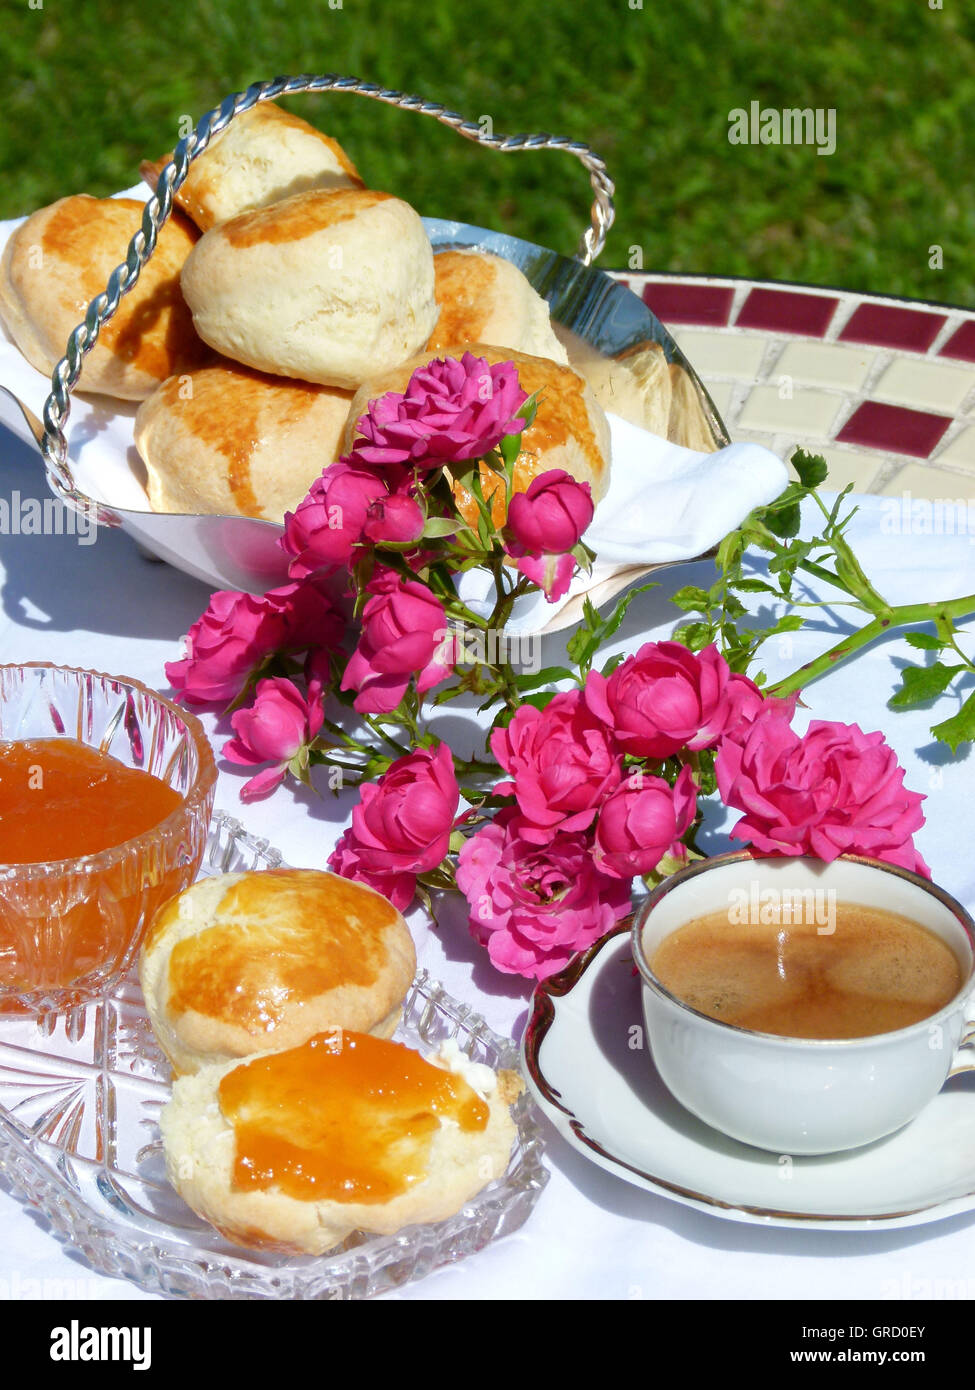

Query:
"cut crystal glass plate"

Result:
[[0, 812, 549, 1298]]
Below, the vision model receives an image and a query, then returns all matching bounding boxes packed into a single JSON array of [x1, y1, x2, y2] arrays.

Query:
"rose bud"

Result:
[[506, 469, 594, 555], [363, 491, 426, 545]]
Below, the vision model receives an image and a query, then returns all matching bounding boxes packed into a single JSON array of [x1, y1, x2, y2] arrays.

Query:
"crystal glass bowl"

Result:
[[0, 663, 216, 1011]]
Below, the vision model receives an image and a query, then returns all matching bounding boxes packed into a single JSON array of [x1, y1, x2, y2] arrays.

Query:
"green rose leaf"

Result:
[[791, 449, 830, 489], [671, 585, 711, 612], [888, 662, 965, 709], [904, 632, 945, 651], [764, 500, 802, 540], [930, 691, 975, 752], [519, 690, 560, 711], [513, 665, 576, 693]]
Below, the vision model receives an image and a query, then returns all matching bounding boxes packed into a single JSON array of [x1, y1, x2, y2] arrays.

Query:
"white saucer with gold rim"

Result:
[[522, 920, 975, 1230]]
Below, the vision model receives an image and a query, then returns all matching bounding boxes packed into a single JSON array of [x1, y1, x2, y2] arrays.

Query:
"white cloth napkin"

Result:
[[457, 413, 789, 633]]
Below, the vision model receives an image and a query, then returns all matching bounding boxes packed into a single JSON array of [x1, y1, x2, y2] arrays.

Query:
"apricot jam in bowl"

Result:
[[0, 663, 216, 1011]]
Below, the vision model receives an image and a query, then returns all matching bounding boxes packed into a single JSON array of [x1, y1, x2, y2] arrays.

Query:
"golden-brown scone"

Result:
[[426, 249, 568, 364], [160, 1032, 520, 1254], [139, 101, 364, 233], [179, 188, 438, 389], [134, 359, 352, 519], [344, 344, 611, 528], [667, 362, 720, 452], [0, 195, 206, 400], [139, 869, 417, 1077]]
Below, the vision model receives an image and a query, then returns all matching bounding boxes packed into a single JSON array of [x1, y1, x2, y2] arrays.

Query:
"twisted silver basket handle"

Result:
[[40, 74, 616, 525]]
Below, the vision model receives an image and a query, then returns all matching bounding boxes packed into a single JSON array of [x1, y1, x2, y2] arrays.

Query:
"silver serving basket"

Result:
[[26, 74, 728, 610]]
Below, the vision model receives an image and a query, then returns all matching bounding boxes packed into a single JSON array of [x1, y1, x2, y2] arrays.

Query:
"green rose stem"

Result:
[[482, 558, 534, 713], [751, 486, 889, 601], [737, 489, 975, 699], [317, 714, 369, 752], [769, 593, 975, 697], [452, 755, 502, 779], [361, 714, 413, 759], [435, 555, 532, 717], [310, 722, 499, 789]]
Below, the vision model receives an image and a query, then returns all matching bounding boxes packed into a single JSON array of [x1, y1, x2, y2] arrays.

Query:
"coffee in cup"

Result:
[[648, 903, 963, 1041], [632, 854, 975, 1154]]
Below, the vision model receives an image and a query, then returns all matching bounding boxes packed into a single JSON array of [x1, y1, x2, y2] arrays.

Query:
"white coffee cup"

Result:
[[631, 853, 975, 1155]]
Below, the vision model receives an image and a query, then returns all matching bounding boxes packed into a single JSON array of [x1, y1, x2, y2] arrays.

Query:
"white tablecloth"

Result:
[[2, 422, 974, 1302]]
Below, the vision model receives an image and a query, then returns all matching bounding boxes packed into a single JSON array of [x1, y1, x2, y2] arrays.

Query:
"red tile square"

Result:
[[735, 287, 838, 337], [940, 320, 975, 364], [839, 303, 946, 352], [641, 281, 734, 326], [835, 402, 951, 458]]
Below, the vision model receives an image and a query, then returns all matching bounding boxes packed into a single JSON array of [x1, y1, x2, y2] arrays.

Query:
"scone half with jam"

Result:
[[161, 1030, 521, 1254]]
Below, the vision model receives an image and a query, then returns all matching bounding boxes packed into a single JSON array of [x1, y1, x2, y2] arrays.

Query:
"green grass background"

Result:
[[1, 0, 972, 304]]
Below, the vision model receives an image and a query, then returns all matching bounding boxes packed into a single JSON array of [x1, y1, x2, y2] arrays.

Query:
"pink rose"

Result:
[[585, 641, 739, 760], [223, 677, 324, 800], [504, 471, 593, 603], [715, 713, 930, 875], [506, 470, 593, 554], [166, 590, 280, 704], [166, 577, 345, 706], [456, 808, 632, 980], [490, 689, 622, 843], [593, 766, 697, 879], [328, 743, 460, 909], [280, 458, 396, 575], [340, 571, 455, 714], [352, 352, 528, 467]]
